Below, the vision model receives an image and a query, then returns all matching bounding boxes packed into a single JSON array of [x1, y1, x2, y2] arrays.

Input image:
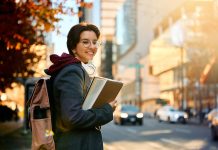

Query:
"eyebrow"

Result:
[[81, 38, 97, 41]]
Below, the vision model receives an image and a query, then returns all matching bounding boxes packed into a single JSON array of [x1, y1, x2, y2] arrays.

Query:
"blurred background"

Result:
[[1, 0, 218, 149]]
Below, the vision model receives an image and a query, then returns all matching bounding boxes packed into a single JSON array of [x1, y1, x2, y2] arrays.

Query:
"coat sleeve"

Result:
[[53, 65, 113, 130]]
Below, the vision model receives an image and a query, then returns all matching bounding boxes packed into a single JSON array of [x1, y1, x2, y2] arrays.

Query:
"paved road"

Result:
[[102, 117, 218, 150], [0, 117, 216, 150]]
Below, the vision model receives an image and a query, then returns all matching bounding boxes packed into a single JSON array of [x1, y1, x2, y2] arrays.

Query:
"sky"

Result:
[[51, 0, 79, 55], [50, 0, 101, 73], [51, 0, 94, 55]]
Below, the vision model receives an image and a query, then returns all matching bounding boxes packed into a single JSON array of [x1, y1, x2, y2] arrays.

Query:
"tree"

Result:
[[184, 2, 218, 84], [0, 0, 92, 92]]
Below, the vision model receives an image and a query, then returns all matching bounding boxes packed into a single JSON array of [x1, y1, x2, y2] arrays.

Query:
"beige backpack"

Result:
[[28, 78, 55, 150]]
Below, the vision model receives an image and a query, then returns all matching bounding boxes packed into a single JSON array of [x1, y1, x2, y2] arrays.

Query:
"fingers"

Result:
[[114, 101, 117, 107], [114, 100, 117, 106], [109, 100, 118, 111]]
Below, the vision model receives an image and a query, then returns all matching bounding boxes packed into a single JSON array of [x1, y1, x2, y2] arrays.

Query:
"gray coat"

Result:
[[53, 63, 113, 150]]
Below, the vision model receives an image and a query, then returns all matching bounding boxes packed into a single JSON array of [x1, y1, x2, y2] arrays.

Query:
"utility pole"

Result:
[[129, 54, 143, 111], [135, 63, 142, 111], [180, 46, 185, 110], [180, 46, 188, 110], [78, 0, 85, 23]]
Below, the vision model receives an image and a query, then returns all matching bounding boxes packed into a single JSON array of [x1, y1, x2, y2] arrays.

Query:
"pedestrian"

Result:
[[14, 104, 19, 122], [45, 22, 117, 150]]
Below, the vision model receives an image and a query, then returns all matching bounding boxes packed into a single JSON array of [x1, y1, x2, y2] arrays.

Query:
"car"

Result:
[[156, 105, 188, 124], [113, 104, 143, 125], [209, 113, 218, 140], [206, 108, 218, 123]]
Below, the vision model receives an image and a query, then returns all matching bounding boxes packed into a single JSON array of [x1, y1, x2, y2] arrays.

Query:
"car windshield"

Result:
[[121, 105, 139, 112], [169, 108, 177, 112]]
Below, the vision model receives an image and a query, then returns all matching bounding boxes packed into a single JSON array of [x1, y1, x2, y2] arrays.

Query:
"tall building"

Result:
[[88, 0, 217, 114], [99, 0, 125, 78], [112, 0, 186, 112], [82, 0, 125, 77]]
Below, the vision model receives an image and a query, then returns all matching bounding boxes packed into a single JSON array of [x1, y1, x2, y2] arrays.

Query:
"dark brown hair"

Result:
[[67, 22, 100, 56]]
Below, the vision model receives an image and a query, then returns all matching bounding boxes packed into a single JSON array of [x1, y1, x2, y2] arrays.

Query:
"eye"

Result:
[[92, 41, 97, 45], [82, 40, 89, 44]]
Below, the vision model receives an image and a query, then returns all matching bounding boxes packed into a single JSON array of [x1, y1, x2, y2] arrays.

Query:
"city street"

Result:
[[0, 117, 217, 150], [102, 117, 218, 150], [1, 0, 218, 150]]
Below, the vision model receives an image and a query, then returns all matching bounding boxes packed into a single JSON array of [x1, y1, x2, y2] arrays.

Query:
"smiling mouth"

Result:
[[87, 51, 94, 55]]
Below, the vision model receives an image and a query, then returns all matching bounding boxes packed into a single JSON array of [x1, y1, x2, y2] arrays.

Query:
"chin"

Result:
[[88, 56, 94, 61], [83, 59, 91, 64]]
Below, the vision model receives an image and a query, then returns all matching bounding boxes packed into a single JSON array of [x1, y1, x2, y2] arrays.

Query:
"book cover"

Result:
[[82, 77, 123, 110]]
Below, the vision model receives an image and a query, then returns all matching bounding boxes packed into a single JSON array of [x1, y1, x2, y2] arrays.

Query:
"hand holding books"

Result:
[[82, 77, 123, 110], [109, 100, 118, 111]]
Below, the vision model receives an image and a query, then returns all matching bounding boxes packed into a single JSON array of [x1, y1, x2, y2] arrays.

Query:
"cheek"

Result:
[[93, 48, 98, 54], [75, 46, 85, 54]]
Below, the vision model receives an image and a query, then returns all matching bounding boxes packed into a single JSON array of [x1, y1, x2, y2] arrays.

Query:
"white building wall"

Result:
[[140, 55, 160, 100]]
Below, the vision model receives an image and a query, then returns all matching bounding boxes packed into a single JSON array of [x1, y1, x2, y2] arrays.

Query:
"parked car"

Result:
[[113, 104, 143, 125], [156, 105, 188, 124], [206, 108, 218, 123], [209, 113, 218, 140]]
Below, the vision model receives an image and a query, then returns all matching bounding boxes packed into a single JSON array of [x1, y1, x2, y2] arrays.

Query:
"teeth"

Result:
[[87, 51, 94, 55]]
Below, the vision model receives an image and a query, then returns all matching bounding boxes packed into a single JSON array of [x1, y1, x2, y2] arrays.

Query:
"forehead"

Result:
[[80, 30, 97, 40]]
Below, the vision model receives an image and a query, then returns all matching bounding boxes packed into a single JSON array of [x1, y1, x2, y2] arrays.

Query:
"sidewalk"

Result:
[[187, 116, 208, 126], [0, 120, 31, 150]]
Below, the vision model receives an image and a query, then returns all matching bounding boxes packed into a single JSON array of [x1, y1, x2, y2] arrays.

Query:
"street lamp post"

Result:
[[180, 46, 185, 110], [129, 56, 143, 111], [171, 22, 187, 110], [135, 63, 142, 111]]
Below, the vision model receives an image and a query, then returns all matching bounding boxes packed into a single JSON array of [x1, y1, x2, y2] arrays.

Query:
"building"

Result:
[[112, 0, 186, 113], [85, 0, 218, 115], [150, 0, 218, 113]]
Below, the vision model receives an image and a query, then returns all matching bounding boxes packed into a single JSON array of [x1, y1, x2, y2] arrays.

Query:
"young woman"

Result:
[[45, 22, 117, 150]]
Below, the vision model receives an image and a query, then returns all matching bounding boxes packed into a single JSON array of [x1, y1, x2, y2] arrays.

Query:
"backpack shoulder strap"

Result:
[[26, 79, 47, 107], [46, 73, 59, 133]]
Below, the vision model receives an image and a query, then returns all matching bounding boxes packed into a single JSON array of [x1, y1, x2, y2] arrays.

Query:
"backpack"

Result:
[[27, 78, 56, 150]]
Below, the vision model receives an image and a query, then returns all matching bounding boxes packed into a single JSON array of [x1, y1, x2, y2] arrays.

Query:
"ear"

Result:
[[72, 49, 76, 54]]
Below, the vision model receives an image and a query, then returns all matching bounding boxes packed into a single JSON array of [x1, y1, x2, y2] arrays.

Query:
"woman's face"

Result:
[[74, 30, 98, 63]]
